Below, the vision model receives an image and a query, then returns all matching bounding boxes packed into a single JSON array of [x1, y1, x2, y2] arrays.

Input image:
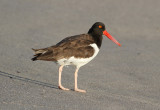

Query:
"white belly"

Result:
[[57, 43, 99, 68]]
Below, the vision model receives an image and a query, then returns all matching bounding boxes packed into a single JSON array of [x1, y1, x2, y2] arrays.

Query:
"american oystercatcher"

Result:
[[32, 22, 121, 93]]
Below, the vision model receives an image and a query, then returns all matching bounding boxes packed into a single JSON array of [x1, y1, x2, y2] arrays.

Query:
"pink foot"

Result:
[[75, 88, 86, 93], [58, 85, 70, 91]]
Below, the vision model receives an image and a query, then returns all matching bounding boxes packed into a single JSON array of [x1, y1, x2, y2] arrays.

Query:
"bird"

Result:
[[31, 22, 121, 93]]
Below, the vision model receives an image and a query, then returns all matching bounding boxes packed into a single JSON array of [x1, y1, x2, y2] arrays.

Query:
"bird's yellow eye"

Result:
[[99, 25, 102, 29]]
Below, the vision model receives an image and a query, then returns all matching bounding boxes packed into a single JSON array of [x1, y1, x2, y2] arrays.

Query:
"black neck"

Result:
[[88, 27, 103, 49], [89, 33, 103, 49]]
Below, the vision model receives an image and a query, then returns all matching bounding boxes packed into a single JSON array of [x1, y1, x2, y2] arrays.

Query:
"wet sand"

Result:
[[0, 0, 160, 109]]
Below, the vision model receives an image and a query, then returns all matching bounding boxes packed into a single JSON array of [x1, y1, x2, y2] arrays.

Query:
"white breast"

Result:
[[57, 43, 99, 68]]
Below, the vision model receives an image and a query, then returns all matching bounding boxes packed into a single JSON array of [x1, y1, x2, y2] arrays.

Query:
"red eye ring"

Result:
[[99, 25, 102, 28]]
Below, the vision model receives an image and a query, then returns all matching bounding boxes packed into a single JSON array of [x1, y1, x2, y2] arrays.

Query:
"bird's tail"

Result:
[[31, 48, 47, 61], [31, 57, 37, 61]]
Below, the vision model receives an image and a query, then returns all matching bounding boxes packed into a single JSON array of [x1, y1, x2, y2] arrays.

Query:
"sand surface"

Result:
[[0, 0, 160, 110]]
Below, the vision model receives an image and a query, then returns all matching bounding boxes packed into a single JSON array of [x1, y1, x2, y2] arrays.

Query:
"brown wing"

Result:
[[32, 34, 95, 61], [52, 34, 95, 60], [56, 34, 93, 46]]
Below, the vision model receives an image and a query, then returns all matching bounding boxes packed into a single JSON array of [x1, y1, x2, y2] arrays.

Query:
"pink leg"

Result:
[[74, 67, 86, 93], [58, 66, 69, 91]]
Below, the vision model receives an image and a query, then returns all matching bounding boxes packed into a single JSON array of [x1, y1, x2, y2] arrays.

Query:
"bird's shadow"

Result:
[[0, 70, 59, 89]]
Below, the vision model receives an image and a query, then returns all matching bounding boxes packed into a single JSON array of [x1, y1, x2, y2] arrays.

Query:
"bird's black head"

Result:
[[88, 22, 121, 47], [88, 22, 106, 36]]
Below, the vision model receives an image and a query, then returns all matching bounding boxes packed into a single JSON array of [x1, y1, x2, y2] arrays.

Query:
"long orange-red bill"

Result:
[[103, 30, 121, 46]]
